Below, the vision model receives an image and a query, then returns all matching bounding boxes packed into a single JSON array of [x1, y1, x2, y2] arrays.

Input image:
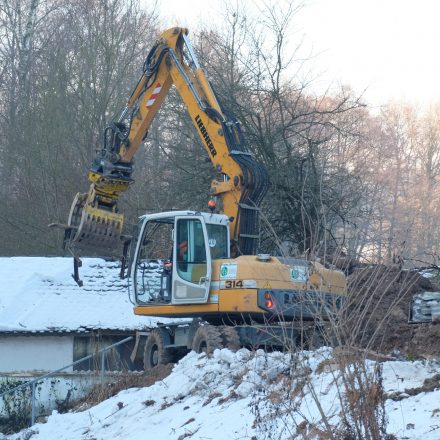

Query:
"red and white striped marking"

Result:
[[146, 83, 162, 109]]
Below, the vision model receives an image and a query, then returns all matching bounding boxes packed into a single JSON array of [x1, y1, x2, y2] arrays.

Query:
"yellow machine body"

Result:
[[134, 256, 347, 321]]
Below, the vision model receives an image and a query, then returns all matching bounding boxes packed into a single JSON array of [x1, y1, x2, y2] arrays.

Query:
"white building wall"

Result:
[[0, 335, 74, 373], [0, 374, 100, 418]]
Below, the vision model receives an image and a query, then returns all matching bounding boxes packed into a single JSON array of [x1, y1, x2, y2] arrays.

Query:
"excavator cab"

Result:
[[131, 211, 229, 306]]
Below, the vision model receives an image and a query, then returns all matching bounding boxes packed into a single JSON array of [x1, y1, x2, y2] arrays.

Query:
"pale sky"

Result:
[[150, 0, 440, 108]]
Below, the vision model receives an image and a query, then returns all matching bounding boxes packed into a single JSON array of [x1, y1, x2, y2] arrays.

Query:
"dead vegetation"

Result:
[[202, 391, 222, 406], [344, 265, 440, 358], [249, 260, 440, 439], [387, 373, 440, 401], [72, 364, 173, 412]]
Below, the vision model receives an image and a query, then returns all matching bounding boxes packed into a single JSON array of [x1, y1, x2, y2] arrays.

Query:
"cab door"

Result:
[[172, 216, 211, 304]]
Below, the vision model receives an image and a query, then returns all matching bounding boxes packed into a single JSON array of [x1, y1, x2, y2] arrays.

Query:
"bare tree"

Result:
[[0, 0, 158, 254], [195, 1, 364, 257]]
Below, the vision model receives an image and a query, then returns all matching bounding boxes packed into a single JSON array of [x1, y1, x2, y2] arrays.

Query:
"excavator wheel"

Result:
[[143, 328, 174, 370], [219, 326, 241, 351], [191, 325, 223, 354]]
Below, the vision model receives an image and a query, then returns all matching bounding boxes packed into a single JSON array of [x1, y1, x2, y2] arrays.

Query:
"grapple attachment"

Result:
[[63, 192, 124, 255], [49, 190, 129, 286]]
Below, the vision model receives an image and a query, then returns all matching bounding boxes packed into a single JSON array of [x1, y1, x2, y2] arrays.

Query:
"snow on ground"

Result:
[[2, 258, 440, 439], [0, 257, 178, 332], [4, 347, 440, 440]]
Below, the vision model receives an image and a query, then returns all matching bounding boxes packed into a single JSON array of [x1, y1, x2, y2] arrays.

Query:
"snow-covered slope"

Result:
[[7, 347, 440, 440], [0, 257, 175, 332]]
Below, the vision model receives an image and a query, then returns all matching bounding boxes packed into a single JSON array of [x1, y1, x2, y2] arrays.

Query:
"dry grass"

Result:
[[387, 373, 440, 401], [202, 391, 222, 406], [249, 260, 424, 439], [217, 390, 238, 405], [72, 364, 173, 412]]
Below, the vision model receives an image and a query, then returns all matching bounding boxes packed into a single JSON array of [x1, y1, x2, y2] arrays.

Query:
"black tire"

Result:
[[144, 328, 174, 370], [191, 325, 223, 354], [219, 326, 241, 351]]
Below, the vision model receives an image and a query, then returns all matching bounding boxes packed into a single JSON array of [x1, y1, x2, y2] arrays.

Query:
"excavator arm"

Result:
[[56, 27, 268, 266]]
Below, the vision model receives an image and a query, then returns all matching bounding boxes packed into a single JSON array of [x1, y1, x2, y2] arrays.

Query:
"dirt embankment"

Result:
[[344, 266, 440, 359]]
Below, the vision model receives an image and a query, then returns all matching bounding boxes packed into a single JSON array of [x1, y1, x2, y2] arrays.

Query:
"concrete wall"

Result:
[[0, 335, 74, 373], [0, 373, 99, 420]]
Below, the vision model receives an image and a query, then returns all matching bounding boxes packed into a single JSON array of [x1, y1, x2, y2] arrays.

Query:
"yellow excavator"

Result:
[[54, 28, 347, 369]]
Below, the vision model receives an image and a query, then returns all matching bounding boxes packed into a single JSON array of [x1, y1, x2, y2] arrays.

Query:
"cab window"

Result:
[[206, 224, 228, 259], [134, 220, 173, 303], [176, 218, 207, 283]]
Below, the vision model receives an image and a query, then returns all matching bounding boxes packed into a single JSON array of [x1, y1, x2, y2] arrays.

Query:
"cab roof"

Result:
[[139, 210, 229, 225]]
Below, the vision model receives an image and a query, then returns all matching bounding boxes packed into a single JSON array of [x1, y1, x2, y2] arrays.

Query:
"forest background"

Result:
[[1, 0, 439, 268]]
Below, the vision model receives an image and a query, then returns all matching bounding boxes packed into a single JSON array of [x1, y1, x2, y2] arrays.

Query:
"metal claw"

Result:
[[72, 256, 83, 287]]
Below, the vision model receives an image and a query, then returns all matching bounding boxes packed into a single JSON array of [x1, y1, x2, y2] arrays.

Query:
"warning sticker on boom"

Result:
[[220, 263, 237, 279]]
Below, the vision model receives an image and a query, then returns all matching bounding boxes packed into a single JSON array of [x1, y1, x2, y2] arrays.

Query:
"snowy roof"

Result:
[[0, 257, 173, 333]]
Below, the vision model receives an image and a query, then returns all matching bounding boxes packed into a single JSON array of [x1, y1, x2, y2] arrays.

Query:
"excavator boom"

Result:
[[57, 27, 268, 262]]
